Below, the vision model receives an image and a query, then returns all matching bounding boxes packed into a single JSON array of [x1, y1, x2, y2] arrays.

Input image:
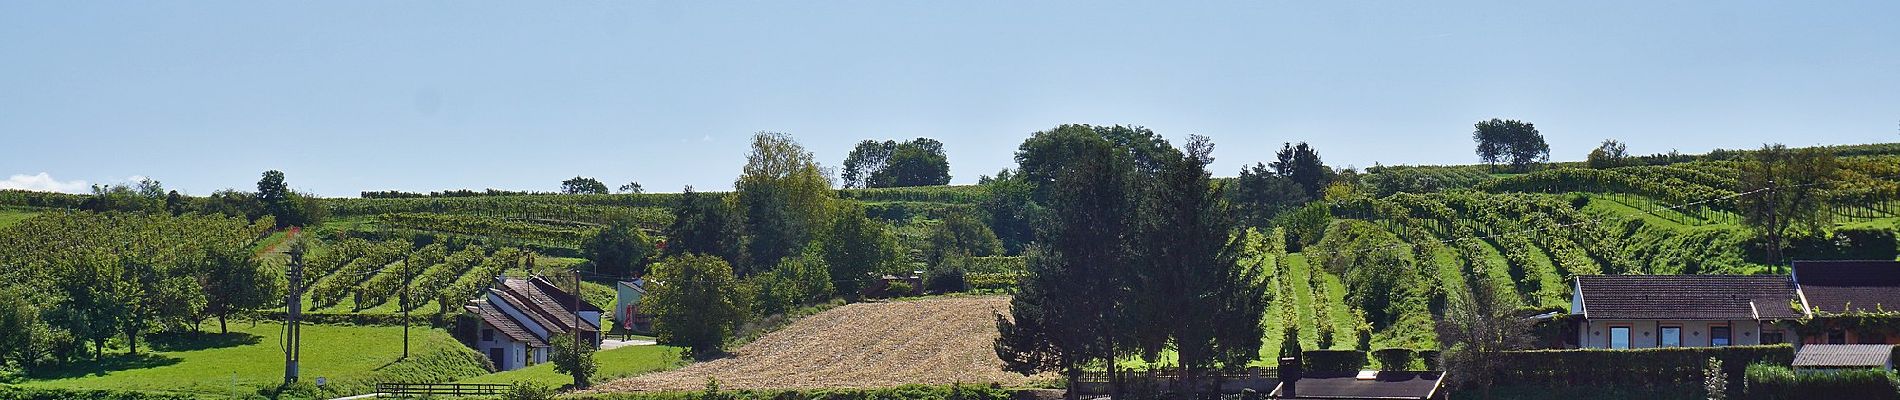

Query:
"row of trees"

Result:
[[0, 212, 277, 372], [79, 170, 324, 228], [991, 125, 1269, 399]]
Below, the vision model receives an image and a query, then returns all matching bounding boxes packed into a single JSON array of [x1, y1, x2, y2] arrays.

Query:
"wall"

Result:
[[1580, 319, 1792, 349]]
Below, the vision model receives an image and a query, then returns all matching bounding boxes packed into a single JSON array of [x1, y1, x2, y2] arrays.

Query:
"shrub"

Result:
[[1741, 363, 1899, 400], [884, 281, 915, 298], [568, 383, 1012, 400], [0, 386, 195, 400], [1372, 348, 1416, 371], [1417, 349, 1442, 370], [1303, 350, 1367, 373], [503, 381, 558, 400], [925, 256, 969, 293], [1491, 345, 1793, 391]]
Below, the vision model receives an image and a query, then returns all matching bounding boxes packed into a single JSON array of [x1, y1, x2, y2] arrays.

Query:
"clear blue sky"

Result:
[[4, 1, 1897, 197]]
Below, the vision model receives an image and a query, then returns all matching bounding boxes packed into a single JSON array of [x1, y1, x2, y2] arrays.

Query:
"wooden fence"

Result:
[[374, 382, 510, 397]]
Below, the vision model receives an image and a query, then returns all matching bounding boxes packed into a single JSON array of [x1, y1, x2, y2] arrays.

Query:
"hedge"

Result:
[[1742, 363, 1900, 400], [1372, 348, 1416, 371], [1491, 344, 1793, 387], [1303, 350, 1367, 373], [0, 386, 195, 400], [1417, 350, 1442, 370], [569, 383, 1013, 400]]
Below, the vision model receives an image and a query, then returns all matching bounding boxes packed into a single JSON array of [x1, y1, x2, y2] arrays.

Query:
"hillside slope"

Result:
[[590, 296, 1035, 392]]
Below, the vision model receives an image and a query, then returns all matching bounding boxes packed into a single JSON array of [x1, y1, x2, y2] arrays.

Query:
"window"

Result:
[[1610, 326, 1631, 349], [1762, 330, 1785, 345], [482, 328, 495, 342], [1829, 329, 1848, 345], [1711, 326, 1732, 346], [1661, 327, 1682, 347]]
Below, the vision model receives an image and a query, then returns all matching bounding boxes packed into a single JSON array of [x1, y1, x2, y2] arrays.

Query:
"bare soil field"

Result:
[[590, 295, 1038, 392]]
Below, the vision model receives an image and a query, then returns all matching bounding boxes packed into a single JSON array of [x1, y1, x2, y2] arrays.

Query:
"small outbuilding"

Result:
[[1792, 344, 1896, 372]]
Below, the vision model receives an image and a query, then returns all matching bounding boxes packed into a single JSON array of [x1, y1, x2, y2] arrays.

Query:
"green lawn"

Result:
[[16, 322, 489, 398], [457, 344, 685, 388], [0, 207, 40, 229]]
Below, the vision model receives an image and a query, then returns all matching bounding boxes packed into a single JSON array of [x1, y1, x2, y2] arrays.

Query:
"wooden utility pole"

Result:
[[402, 256, 411, 360], [285, 242, 304, 385], [572, 268, 583, 388]]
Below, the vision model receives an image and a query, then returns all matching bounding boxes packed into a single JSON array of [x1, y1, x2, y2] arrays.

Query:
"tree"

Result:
[[1704, 357, 1728, 400], [1228, 162, 1310, 227], [583, 218, 655, 278], [645, 254, 748, 359], [822, 203, 897, 298], [978, 169, 1036, 255], [257, 170, 320, 227], [618, 182, 645, 194], [734, 132, 835, 275], [923, 211, 1002, 267], [1471, 119, 1549, 172], [663, 187, 742, 265], [1132, 135, 1268, 395], [1435, 268, 1531, 400], [199, 245, 275, 334], [0, 288, 37, 369], [1737, 144, 1838, 264], [1271, 142, 1332, 199], [998, 125, 1138, 399], [1586, 139, 1631, 169], [561, 176, 609, 195], [549, 333, 598, 389], [841, 138, 951, 188]]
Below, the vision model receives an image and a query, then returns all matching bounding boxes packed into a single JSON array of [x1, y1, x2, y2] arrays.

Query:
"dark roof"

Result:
[[466, 301, 548, 347], [1575, 275, 1804, 320], [492, 278, 598, 334], [1793, 344, 1894, 368], [1269, 371, 1444, 400], [527, 276, 605, 312], [1794, 261, 1900, 313]]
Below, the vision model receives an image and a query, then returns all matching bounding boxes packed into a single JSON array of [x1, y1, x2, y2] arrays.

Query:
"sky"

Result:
[[3, 1, 1898, 197]]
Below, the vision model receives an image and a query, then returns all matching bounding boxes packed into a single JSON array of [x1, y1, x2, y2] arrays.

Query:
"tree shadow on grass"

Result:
[[147, 331, 263, 352], [27, 353, 182, 379]]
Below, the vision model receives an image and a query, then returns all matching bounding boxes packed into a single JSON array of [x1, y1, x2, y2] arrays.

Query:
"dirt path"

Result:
[[590, 296, 1034, 392]]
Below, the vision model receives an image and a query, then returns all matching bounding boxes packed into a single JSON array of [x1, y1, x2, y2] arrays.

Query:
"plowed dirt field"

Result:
[[590, 296, 1036, 392]]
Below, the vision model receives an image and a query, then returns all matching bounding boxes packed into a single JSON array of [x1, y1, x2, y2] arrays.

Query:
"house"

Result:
[[1791, 260, 1900, 345], [1571, 275, 1807, 349], [1792, 344, 1896, 372], [614, 279, 653, 334], [463, 276, 604, 371]]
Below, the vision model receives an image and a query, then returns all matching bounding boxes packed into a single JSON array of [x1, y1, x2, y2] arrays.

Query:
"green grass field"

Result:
[[15, 323, 489, 398], [457, 344, 685, 388]]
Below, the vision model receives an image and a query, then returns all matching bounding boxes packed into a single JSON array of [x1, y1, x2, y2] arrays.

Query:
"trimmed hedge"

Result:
[[1417, 350, 1442, 370], [569, 383, 1012, 400], [1303, 350, 1367, 373], [0, 386, 195, 400], [1742, 363, 1900, 400], [1372, 348, 1416, 371], [1492, 345, 1794, 387]]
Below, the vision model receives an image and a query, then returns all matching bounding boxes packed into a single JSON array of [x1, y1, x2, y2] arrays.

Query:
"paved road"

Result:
[[600, 338, 656, 350]]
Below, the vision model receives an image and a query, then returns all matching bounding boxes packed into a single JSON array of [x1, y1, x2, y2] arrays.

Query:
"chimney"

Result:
[[1279, 356, 1301, 398]]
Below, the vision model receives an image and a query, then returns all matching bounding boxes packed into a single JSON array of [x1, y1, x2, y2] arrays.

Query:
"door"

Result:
[[488, 348, 505, 369]]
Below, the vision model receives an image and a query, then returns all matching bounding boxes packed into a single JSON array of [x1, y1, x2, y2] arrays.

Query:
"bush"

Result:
[[1742, 363, 1899, 400], [503, 381, 559, 400], [1304, 350, 1367, 373], [1417, 349, 1443, 370], [0, 386, 195, 400], [925, 256, 969, 293], [1372, 348, 1416, 371], [569, 383, 1012, 400], [1491, 345, 1793, 389], [884, 281, 915, 298]]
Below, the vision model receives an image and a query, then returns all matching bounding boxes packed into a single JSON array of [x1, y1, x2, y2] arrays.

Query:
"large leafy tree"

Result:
[[256, 170, 320, 227], [822, 203, 898, 298], [923, 211, 1002, 266], [978, 169, 1036, 255], [1227, 162, 1310, 227], [1586, 139, 1631, 169], [735, 132, 835, 275], [662, 187, 742, 265], [583, 218, 656, 278], [561, 176, 610, 195], [841, 138, 951, 188], [199, 245, 276, 334], [645, 254, 749, 359], [1471, 119, 1549, 172], [1271, 142, 1332, 199], [1737, 144, 1838, 264], [549, 333, 598, 389]]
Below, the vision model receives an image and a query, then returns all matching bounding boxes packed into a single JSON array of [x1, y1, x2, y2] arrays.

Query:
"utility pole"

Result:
[[572, 268, 583, 388], [284, 241, 304, 385], [402, 255, 411, 360]]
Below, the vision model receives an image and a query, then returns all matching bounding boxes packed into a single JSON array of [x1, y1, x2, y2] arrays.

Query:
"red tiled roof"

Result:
[[1576, 275, 1803, 320], [1794, 261, 1900, 313]]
